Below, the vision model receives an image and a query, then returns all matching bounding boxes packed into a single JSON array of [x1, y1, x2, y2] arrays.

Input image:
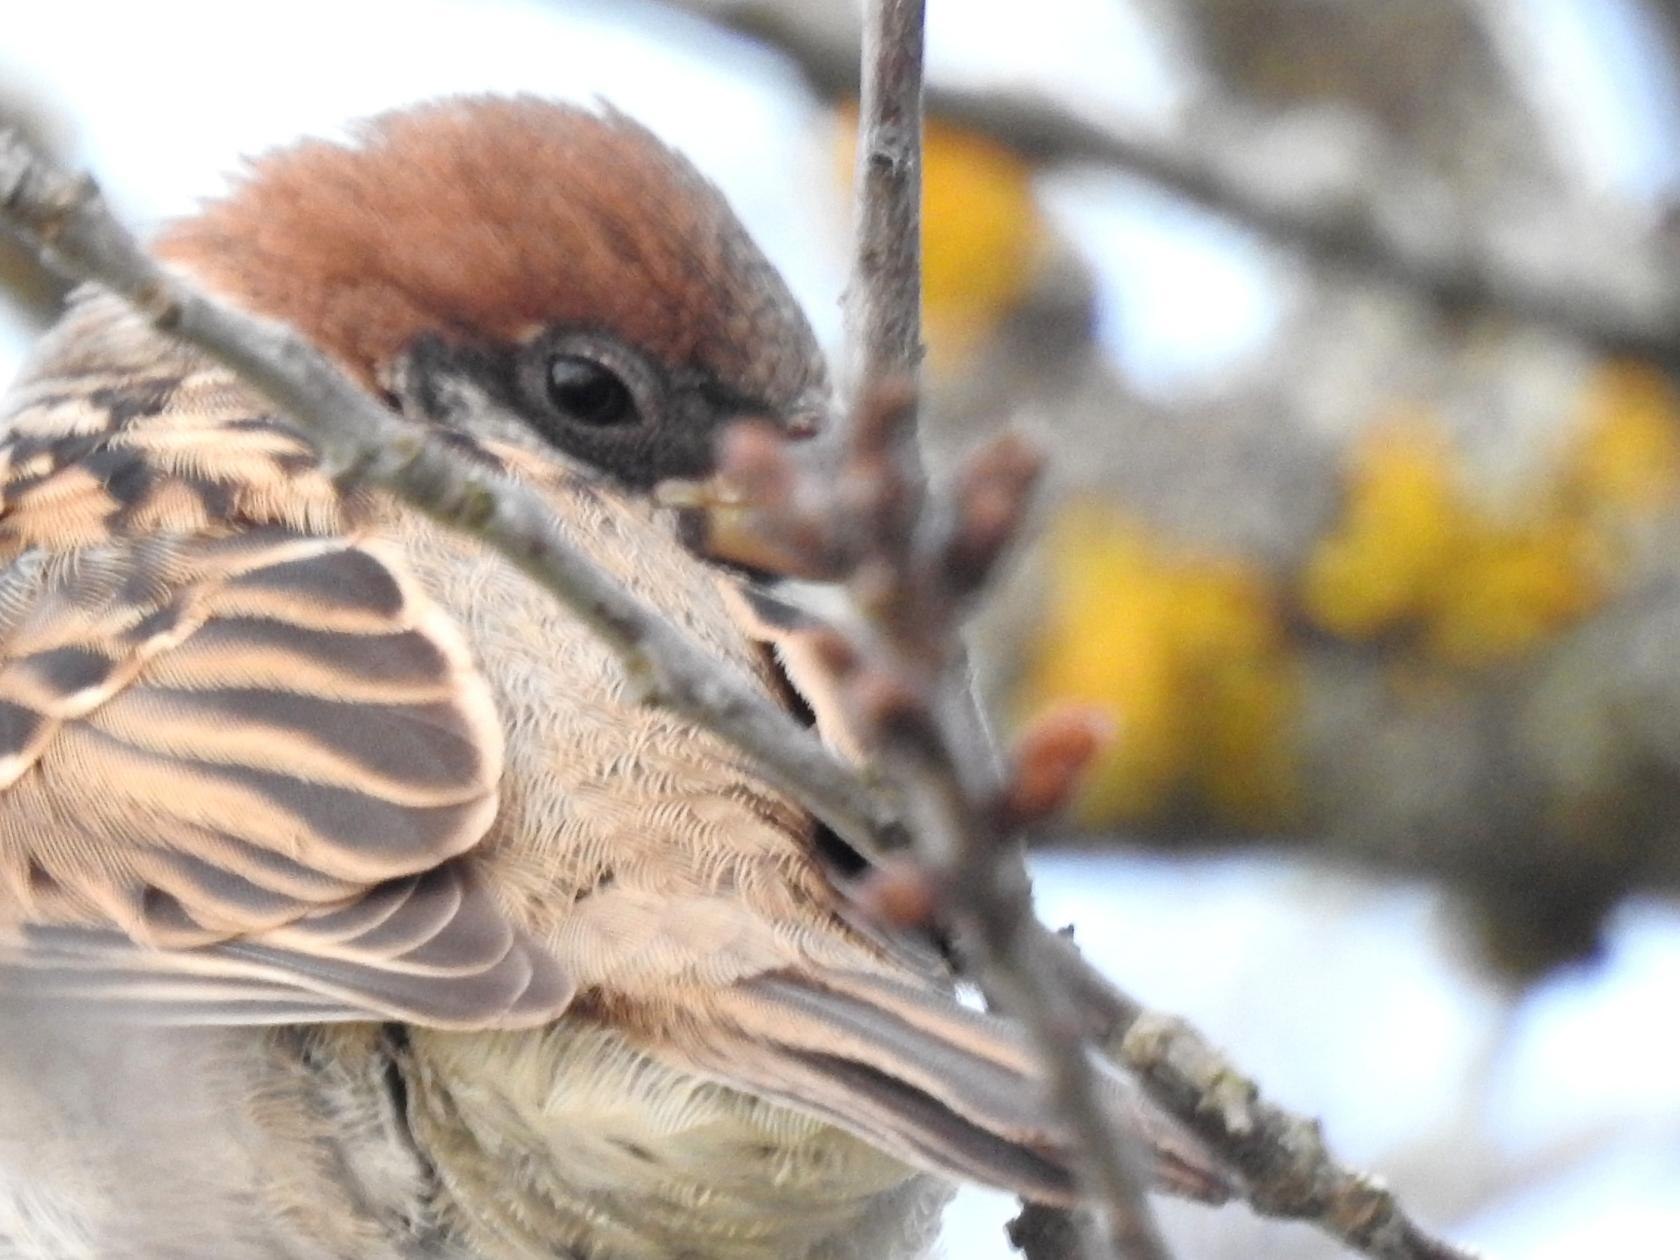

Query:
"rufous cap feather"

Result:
[[156, 95, 827, 414]]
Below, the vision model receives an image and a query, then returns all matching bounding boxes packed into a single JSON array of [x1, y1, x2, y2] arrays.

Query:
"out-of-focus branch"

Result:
[[1633, 0, 1680, 197], [1458, 0, 1587, 181], [651, 0, 1680, 367], [0, 122, 1472, 1260]]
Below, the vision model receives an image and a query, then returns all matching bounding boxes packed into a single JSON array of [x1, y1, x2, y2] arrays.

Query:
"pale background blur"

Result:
[[4, 1, 1679, 1256]]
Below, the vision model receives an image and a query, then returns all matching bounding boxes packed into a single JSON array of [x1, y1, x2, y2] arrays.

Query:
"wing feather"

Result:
[[0, 294, 571, 1028]]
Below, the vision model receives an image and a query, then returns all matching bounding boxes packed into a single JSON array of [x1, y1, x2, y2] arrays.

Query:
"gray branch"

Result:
[[843, 0, 926, 390]]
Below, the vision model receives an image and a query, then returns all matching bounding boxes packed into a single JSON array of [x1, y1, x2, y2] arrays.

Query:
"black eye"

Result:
[[545, 354, 636, 426]]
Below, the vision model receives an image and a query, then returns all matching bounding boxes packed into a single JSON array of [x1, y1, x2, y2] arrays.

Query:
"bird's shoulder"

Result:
[[0, 291, 354, 553], [0, 293, 571, 1027]]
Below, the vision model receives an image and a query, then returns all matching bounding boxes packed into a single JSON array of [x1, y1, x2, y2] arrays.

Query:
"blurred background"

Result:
[[4, 0, 1679, 1255]]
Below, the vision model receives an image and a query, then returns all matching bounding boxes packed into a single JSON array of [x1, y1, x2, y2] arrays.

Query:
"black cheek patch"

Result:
[[400, 330, 768, 490], [397, 334, 521, 422]]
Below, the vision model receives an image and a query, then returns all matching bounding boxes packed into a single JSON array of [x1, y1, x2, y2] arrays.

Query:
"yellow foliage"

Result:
[[837, 107, 1045, 369], [1019, 507, 1298, 828], [1301, 420, 1466, 638], [1569, 361, 1680, 513], [1296, 416, 1612, 672], [1300, 417, 1608, 667], [1425, 518, 1606, 666], [1302, 362, 1680, 668], [1015, 361, 1680, 829]]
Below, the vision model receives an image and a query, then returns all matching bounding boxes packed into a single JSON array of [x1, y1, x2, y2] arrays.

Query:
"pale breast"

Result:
[[386, 477, 868, 997], [387, 472, 946, 1258], [408, 1019, 948, 1260]]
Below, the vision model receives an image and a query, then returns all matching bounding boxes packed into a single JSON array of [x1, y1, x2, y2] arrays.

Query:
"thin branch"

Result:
[[841, 5, 1168, 1258], [1053, 942, 1478, 1260], [909, 755, 1173, 1260], [0, 125, 1474, 1260], [0, 85, 76, 329], [654, 0, 1680, 368], [844, 0, 925, 389]]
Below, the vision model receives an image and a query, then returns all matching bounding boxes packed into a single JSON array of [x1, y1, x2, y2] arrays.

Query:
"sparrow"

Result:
[[0, 96, 1223, 1259]]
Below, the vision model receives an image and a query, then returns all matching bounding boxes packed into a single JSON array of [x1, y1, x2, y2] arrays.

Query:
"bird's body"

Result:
[[3, 1002, 949, 1260], [0, 290, 945, 1260], [0, 97, 1221, 1258]]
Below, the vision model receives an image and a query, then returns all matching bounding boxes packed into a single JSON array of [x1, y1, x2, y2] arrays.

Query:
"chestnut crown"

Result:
[[158, 95, 829, 486]]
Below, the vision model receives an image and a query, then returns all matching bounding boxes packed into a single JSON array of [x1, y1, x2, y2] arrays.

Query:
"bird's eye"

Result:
[[545, 354, 636, 426]]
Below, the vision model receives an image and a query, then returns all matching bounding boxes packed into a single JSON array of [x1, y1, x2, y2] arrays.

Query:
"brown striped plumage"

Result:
[[0, 98, 1224, 1259]]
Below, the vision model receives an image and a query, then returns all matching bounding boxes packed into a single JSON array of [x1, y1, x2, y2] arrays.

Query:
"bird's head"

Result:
[[157, 94, 830, 490]]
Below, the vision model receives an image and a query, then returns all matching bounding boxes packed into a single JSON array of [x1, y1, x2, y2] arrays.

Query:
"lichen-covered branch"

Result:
[[1052, 941, 1479, 1260]]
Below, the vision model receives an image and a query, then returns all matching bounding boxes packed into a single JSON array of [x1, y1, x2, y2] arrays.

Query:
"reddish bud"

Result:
[[703, 422, 861, 578], [942, 432, 1043, 597], [849, 376, 919, 462], [1002, 704, 1116, 826], [854, 859, 940, 928], [850, 557, 901, 617], [848, 666, 932, 744], [805, 625, 862, 679]]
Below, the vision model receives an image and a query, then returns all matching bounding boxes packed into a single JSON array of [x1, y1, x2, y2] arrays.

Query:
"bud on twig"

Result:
[[1000, 704, 1116, 828], [849, 375, 920, 463], [939, 431, 1043, 598], [704, 421, 853, 577], [854, 856, 941, 928], [805, 624, 863, 680], [716, 420, 798, 509], [847, 664, 938, 744]]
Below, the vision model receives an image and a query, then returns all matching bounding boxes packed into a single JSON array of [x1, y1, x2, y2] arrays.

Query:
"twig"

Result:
[[902, 753, 1171, 1260], [843, 0, 924, 391], [837, 6, 1169, 1258], [0, 85, 76, 328], [1052, 942, 1477, 1260], [0, 126, 1475, 1260], [652, 0, 1680, 368]]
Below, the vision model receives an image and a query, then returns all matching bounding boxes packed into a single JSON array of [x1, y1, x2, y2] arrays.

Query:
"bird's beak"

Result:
[[657, 469, 781, 576], [656, 399, 834, 574]]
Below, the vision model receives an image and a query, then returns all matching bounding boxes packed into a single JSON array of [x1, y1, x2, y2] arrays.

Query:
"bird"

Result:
[[0, 96, 1225, 1259]]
